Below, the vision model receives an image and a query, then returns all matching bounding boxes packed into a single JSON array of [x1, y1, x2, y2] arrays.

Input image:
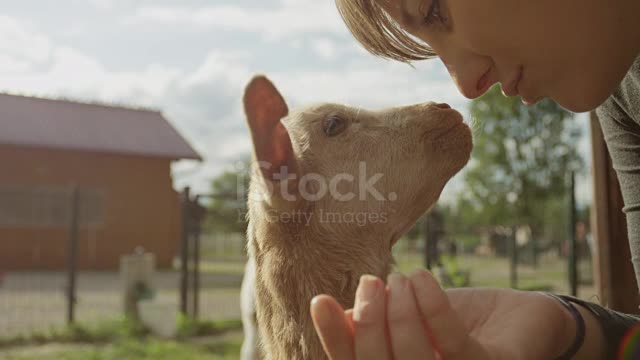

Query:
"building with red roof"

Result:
[[0, 93, 201, 270]]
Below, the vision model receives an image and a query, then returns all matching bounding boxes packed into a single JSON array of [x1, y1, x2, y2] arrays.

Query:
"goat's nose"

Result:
[[434, 102, 451, 110]]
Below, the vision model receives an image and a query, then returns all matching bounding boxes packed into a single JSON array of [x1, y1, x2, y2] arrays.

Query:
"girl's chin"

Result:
[[553, 80, 621, 113], [556, 94, 609, 113]]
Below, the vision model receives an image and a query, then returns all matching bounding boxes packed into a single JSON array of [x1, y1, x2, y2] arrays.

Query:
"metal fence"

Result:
[[0, 185, 593, 339], [391, 214, 595, 297], [178, 189, 246, 323], [0, 186, 248, 339], [0, 186, 99, 337]]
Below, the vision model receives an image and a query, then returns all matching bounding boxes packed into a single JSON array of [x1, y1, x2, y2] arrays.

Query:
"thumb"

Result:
[[409, 269, 490, 360]]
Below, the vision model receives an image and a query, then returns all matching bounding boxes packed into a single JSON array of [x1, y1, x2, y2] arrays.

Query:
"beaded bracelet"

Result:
[[546, 293, 586, 360]]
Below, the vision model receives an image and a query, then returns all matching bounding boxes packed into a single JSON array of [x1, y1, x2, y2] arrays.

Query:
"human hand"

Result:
[[311, 269, 582, 360]]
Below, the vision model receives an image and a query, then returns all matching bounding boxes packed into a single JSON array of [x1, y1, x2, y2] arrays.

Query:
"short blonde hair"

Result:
[[335, 0, 436, 63]]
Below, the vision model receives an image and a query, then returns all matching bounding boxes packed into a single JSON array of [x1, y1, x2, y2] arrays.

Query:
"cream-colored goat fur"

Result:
[[243, 75, 472, 360]]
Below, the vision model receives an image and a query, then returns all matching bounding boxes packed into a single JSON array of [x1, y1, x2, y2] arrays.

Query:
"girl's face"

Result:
[[382, 0, 640, 112]]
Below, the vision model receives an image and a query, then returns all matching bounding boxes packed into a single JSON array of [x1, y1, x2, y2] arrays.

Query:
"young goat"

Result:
[[242, 75, 472, 359]]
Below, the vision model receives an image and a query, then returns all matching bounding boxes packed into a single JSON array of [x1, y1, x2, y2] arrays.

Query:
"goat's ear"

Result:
[[243, 75, 298, 183]]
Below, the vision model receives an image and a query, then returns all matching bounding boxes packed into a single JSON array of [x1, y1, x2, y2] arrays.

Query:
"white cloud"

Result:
[[0, 54, 31, 74], [0, 16, 51, 68], [88, 0, 115, 11], [271, 60, 466, 111], [1, 44, 182, 107], [125, 1, 347, 39], [311, 38, 338, 60]]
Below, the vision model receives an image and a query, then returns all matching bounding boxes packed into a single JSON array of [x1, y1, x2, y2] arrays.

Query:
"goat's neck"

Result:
[[251, 216, 393, 359]]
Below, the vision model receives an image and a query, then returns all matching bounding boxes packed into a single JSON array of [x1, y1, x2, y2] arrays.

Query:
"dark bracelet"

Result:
[[546, 293, 586, 360], [555, 295, 640, 359]]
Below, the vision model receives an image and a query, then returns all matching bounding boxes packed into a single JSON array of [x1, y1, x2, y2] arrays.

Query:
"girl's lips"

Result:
[[477, 68, 492, 93], [522, 96, 542, 106]]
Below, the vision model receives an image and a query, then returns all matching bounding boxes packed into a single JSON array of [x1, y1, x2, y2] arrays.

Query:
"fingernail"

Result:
[[409, 269, 428, 292], [353, 275, 380, 322], [358, 275, 380, 300], [410, 269, 441, 298], [412, 268, 433, 281], [310, 295, 322, 309], [388, 273, 409, 296], [422, 268, 442, 288], [310, 296, 330, 327]]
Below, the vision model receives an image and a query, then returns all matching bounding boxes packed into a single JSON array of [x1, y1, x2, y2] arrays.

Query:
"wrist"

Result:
[[573, 303, 606, 360], [552, 295, 605, 360]]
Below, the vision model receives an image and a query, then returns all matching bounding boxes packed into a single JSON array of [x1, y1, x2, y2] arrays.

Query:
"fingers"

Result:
[[387, 273, 436, 360], [311, 295, 354, 360], [313, 272, 484, 360], [344, 309, 355, 336], [409, 269, 486, 360], [352, 275, 391, 360]]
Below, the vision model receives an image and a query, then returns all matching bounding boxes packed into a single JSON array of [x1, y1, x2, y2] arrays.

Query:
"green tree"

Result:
[[205, 160, 251, 234], [459, 85, 583, 247]]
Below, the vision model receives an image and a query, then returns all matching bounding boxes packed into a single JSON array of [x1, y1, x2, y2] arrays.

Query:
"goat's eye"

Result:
[[323, 115, 347, 137]]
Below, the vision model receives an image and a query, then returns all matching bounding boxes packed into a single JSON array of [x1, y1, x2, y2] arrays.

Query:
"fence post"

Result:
[[192, 195, 201, 320], [509, 227, 518, 289], [568, 171, 578, 297], [179, 187, 191, 317], [423, 218, 431, 270], [67, 186, 80, 325]]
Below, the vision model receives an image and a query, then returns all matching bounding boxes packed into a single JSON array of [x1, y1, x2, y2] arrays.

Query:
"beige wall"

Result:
[[0, 144, 182, 270]]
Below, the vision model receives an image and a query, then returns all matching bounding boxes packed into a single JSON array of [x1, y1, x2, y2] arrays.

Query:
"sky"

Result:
[[0, 0, 592, 206]]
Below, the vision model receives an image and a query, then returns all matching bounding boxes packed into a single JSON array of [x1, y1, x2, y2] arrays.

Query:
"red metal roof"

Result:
[[0, 93, 202, 160]]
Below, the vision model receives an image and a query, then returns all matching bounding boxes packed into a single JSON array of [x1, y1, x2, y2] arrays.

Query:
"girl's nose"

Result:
[[447, 66, 493, 99], [441, 54, 495, 100]]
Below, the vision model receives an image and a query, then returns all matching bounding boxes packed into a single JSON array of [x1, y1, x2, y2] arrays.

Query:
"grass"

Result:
[[0, 337, 243, 360], [0, 318, 149, 349], [198, 260, 246, 274], [394, 252, 593, 296], [0, 317, 244, 360], [0, 317, 243, 348], [198, 249, 588, 296], [176, 317, 243, 339]]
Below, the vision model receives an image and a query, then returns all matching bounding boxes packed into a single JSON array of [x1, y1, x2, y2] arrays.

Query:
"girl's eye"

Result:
[[323, 115, 347, 137], [423, 0, 445, 27]]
